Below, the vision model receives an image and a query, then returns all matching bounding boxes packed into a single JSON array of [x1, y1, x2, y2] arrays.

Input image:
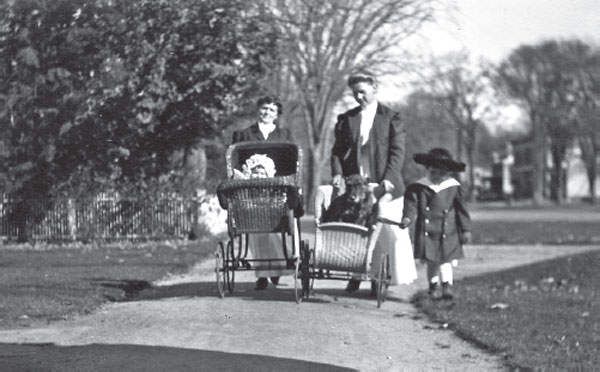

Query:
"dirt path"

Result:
[[1, 226, 599, 371]]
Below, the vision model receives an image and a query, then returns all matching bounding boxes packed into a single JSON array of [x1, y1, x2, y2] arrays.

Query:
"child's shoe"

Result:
[[428, 282, 441, 300], [255, 277, 268, 290], [345, 279, 361, 292], [442, 282, 453, 300]]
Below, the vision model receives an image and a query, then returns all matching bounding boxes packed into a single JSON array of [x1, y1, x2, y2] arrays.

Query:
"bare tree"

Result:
[[574, 106, 600, 204], [567, 41, 600, 204], [257, 0, 441, 202], [416, 51, 496, 199], [495, 40, 582, 205], [398, 90, 457, 182]]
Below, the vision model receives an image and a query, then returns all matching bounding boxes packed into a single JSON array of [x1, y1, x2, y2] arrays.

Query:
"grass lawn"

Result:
[[0, 240, 213, 329], [471, 220, 600, 244], [412, 204, 600, 370], [413, 249, 600, 371], [413, 251, 600, 371], [470, 202, 600, 245]]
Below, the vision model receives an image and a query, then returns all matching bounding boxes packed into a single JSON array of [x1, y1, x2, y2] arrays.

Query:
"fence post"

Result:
[[16, 200, 30, 243]]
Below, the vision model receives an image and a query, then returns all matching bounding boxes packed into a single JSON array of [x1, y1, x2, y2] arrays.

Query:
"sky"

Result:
[[374, 0, 600, 127], [425, 0, 600, 62]]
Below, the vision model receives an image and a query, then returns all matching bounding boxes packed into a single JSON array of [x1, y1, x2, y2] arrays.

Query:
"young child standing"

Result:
[[399, 148, 472, 300]]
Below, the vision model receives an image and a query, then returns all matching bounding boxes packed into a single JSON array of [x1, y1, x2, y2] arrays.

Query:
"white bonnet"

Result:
[[242, 154, 276, 178]]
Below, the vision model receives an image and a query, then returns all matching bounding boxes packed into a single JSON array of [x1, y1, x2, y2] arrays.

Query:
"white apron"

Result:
[[247, 218, 299, 278], [371, 196, 418, 285]]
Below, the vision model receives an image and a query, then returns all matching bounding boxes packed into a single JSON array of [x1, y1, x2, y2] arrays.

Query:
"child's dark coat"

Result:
[[403, 179, 471, 263]]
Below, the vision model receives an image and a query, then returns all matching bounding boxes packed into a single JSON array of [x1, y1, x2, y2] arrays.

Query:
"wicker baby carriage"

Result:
[[215, 141, 307, 303], [299, 185, 391, 307]]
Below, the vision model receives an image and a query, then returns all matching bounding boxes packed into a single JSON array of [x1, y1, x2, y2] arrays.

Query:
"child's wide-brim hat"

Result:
[[413, 148, 466, 172]]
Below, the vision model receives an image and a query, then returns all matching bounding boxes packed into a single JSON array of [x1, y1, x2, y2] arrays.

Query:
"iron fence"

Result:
[[0, 196, 200, 243]]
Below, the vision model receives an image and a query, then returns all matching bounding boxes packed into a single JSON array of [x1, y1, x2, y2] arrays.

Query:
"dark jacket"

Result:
[[330, 103, 406, 198], [402, 178, 471, 263], [231, 123, 293, 144]]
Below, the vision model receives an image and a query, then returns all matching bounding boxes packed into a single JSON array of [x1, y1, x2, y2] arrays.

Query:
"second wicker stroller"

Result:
[[299, 185, 391, 308]]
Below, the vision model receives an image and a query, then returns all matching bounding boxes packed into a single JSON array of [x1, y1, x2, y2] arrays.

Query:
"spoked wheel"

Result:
[[288, 215, 302, 304], [293, 253, 302, 304], [377, 254, 390, 308], [300, 240, 311, 299], [309, 249, 316, 292], [215, 242, 226, 298], [226, 240, 235, 294]]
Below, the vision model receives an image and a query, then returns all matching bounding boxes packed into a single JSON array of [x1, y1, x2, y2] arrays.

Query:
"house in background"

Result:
[[490, 135, 600, 202], [478, 143, 515, 202], [471, 166, 494, 200]]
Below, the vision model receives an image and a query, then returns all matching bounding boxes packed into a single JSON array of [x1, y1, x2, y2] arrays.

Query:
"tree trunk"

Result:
[[15, 200, 31, 243], [549, 141, 567, 204], [532, 124, 546, 206], [588, 151, 597, 204], [549, 166, 562, 203], [464, 120, 477, 202], [456, 127, 463, 162], [466, 146, 475, 201], [590, 173, 597, 204], [305, 148, 324, 215]]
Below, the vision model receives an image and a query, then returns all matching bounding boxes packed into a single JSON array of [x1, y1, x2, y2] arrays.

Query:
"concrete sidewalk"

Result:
[[1, 242, 598, 371]]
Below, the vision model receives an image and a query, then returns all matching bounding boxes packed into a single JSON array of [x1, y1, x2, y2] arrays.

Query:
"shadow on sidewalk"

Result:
[[87, 278, 411, 306], [0, 342, 355, 372]]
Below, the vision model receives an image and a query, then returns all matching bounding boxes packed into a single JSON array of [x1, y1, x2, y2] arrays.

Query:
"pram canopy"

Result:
[[225, 141, 302, 183]]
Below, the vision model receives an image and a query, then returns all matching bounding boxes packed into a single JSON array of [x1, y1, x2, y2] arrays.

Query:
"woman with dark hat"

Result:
[[398, 148, 472, 300]]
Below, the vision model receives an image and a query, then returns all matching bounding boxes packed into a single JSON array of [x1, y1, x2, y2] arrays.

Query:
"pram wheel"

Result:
[[226, 240, 235, 294], [293, 253, 302, 304], [300, 240, 311, 299], [376, 254, 390, 308], [215, 241, 226, 298]]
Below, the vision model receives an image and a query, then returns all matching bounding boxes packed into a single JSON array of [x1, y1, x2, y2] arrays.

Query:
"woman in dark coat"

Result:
[[399, 148, 472, 300], [231, 95, 294, 290], [232, 95, 293, 144]]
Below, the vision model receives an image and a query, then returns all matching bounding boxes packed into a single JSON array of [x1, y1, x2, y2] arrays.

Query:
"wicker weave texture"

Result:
[[227, 186, 290, 234], [314, 222, 372, 272]]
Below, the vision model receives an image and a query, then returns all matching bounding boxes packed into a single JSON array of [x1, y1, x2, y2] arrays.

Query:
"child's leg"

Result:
[[426, 262, 442, 299], [439, 262, 454, 285], [439, 262, 455, 299], [426, 262, 440, 285]]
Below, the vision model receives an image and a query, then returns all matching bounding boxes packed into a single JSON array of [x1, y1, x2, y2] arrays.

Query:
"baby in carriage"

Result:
[[231, 153, 293, 289], [321, 174, 378, 228], [234, 153, 276, 179]]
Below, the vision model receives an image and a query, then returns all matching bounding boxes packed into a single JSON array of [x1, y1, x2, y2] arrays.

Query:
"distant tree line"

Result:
[[0, 0, 278, 201], [1, 0, 599, 216], [495, 40, 600, 204]]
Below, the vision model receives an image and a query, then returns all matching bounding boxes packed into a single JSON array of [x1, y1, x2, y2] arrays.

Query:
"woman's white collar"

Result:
[[258, 122, 276, 139]]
